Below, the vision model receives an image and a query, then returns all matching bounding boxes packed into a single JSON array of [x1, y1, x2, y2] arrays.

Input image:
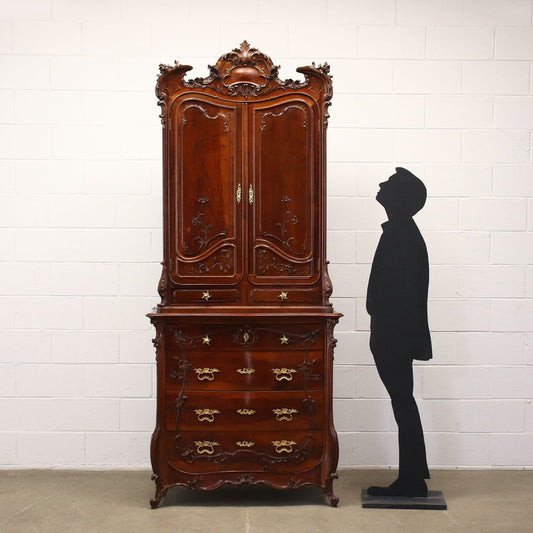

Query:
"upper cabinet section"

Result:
[[156, 42, 333, 309]]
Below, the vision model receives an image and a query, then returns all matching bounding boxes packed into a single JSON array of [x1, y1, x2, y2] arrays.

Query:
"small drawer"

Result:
[[172, 289, 241, 304], [249, 288, 320, 305], [166, 323, 324, 352]]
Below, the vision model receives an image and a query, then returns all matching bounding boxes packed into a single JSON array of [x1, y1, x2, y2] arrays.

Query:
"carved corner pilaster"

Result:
[[157, 262, 169, 307], [322, 260, 333, 306]]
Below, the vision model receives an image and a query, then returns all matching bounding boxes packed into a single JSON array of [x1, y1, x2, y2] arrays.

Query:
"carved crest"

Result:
[[157, 41, 332, 100]]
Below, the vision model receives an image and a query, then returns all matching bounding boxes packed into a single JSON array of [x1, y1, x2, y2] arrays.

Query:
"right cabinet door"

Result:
[[247, 96, 320, 286]]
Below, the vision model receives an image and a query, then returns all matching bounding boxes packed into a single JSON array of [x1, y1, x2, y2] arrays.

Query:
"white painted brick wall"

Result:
[[1, 0, 532, 470]]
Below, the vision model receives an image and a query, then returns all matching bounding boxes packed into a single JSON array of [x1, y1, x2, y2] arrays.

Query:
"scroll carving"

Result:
[[181, 246, 234, 276], [181, 104, 229, 132]]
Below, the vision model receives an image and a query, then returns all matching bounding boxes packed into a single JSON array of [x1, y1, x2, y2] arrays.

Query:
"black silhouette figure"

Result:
[[366, 167, 432, 498]]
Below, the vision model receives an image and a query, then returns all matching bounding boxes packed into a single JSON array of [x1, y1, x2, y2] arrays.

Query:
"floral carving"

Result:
[[182, 246, 234, 276], [256, 248, 310, 276], [261, 196, 308, 254], [183, 197, 228, 254]]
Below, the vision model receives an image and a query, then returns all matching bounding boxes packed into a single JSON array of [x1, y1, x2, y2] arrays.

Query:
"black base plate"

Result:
[[361, 489, 447, 510]]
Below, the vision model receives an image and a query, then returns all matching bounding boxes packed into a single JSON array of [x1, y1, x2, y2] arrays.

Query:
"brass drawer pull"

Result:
[[201, 290, 211, 302], [194, 441, 219, 455], [236, 368, 255, 375], [237, 409, 256, 416], [194, 409, 220, 422], [194, 368, 220, 381], [272, 368, 297, 381], [279, 335, 289, 345], [236, 441, 255, 448], [272, 408, 298, 422], [272, 440, 297, 454], [236, 183, 242, 204], [278, 291, 288, 301]]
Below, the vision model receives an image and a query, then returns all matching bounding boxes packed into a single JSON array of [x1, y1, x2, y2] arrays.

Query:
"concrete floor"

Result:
[[1, 469, 532, 533]]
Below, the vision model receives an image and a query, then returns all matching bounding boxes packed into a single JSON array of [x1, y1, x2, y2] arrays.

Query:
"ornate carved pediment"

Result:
[[158, 41, 332, 99]]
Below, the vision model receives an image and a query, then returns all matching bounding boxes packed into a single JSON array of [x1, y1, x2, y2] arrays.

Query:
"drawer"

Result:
[[165, 390, 324, 431], [166, 350, 324, 391], [166, 323, 324, 351], [172, 289, 241, 304], [249, 288, 320, 305], [166, 430, 324, 474]]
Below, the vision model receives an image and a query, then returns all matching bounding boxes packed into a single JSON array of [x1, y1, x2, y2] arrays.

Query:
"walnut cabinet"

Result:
[[149, 42, 341, 508]]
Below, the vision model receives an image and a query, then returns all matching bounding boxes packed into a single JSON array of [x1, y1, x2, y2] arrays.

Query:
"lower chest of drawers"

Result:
[[159, 319, 328, 472]]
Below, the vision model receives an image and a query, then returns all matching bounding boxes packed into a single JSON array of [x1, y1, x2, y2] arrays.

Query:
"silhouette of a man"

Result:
[[366, 167, 431, 498]]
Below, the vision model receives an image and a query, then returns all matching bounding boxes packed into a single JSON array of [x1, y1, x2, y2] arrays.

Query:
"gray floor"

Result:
[[1, 469, 532, 533]]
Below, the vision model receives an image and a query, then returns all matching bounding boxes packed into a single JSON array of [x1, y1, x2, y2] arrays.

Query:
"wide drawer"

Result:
[[166, 349, 324, 391], [166, 430, 324, 473], [165, 390, 324, 431], [166, 323, 324, 351]]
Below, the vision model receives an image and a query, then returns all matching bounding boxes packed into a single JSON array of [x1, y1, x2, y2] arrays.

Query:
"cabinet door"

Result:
[[169, 96, 243, 286], [248, 97, 319, 284]]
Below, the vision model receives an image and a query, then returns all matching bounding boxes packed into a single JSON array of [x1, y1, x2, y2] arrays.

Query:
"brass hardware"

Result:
[[236, 441, 255, 448], [236, 183, 242, 204], [194, 368, 220, 381], [236, 368, 255, 375], [278, 291, 288, 301], [194, 441, 219, 455], [237, 409, 256, 415], [194, 409, 220, 422], [243, 332, 250, 342], [248, 184, 254, 205], [272, 440, 297, 454], [201, 290, 211, 302], [279, 335, 289, 345], [272, 368, 297, 381], [272, 408, 298, 422], [202, 335, 211, 345]]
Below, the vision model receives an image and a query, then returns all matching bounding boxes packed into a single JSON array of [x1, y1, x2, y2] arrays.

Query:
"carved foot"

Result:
[[150, 474, 168, 509], [150, 495, 162, 509], [324, 472, 339, 507], [325, 489, 339, 507]]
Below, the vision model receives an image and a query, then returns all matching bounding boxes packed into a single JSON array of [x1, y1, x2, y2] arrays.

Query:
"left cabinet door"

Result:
[[168, 96, 243, 286]]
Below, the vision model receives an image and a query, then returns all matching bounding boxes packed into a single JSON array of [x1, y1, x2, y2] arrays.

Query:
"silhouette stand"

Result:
[[365, 167, 432, 500]]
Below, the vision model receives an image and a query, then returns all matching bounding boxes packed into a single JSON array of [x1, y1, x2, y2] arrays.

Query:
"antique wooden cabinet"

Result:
[[149, 42, 341, 508]]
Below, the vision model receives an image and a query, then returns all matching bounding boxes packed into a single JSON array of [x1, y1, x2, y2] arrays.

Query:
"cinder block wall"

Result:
[[1, 0, 532, 468]]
